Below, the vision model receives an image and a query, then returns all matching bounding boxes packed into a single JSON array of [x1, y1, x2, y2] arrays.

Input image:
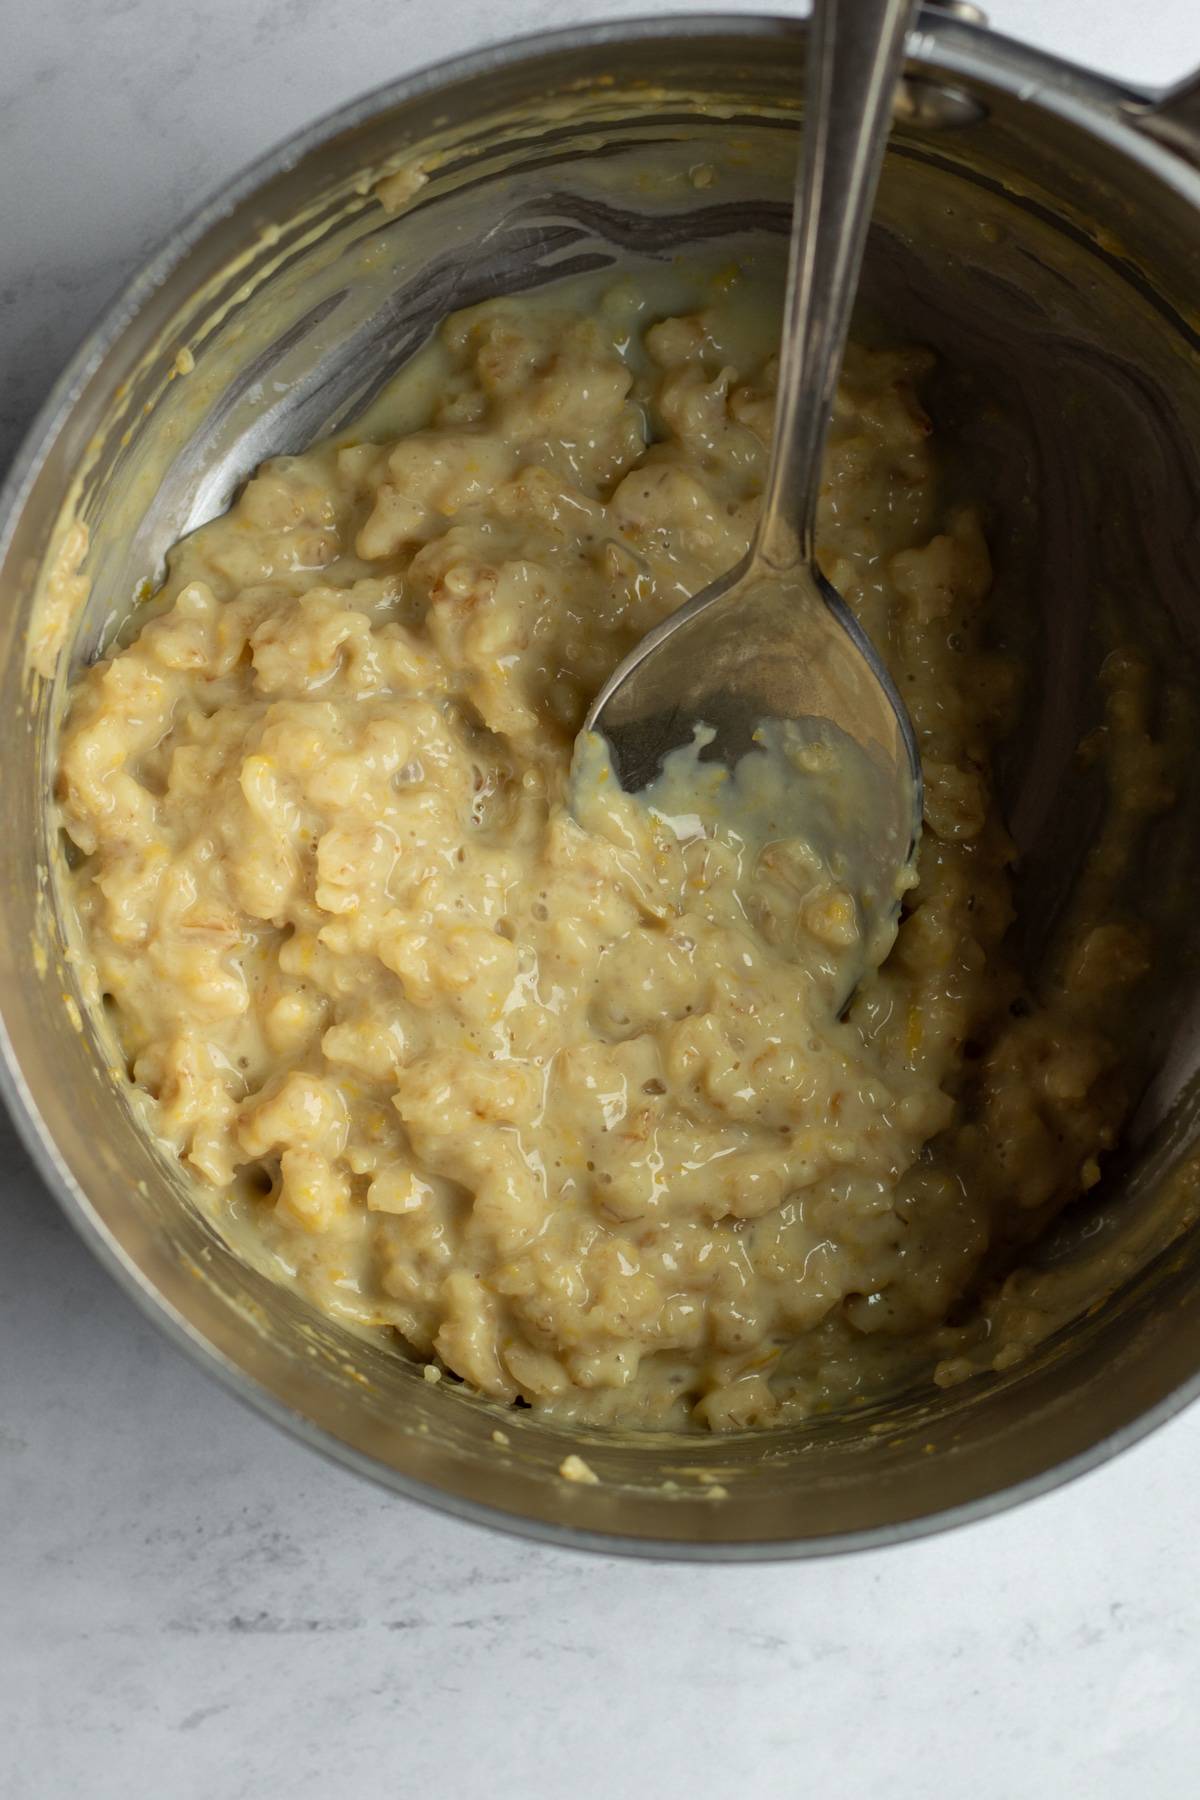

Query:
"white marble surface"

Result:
[[5, 2, 1200, 1795]]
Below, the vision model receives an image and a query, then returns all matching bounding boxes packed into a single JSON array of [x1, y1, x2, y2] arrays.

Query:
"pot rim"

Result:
[[5, 9, 1200, 1561]]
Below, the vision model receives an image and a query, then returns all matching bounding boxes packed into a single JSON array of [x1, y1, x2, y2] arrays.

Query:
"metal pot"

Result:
[[4, 7, 1200, 1558]]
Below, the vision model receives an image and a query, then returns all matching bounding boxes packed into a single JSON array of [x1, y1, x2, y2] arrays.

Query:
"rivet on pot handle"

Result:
[[920, 0, 988, 21], [900, 1, 990, 127], [1124, 71, 1200, 167]]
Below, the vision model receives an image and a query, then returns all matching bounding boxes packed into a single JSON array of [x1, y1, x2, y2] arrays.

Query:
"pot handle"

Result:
[[1123, 72, 1200, 165], [916, 1, 1200, 168], [914, 6, 1200, 169]]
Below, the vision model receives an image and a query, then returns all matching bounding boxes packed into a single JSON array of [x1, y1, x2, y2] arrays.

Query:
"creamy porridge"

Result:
[[57, 265, 1172, 1430]]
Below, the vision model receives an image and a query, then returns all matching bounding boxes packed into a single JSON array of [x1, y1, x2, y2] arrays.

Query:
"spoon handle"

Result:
[[757, 0, 917, 572]]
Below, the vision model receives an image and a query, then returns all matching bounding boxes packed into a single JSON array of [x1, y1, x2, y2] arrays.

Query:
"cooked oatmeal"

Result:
[[57, 267, 1160, 1430]]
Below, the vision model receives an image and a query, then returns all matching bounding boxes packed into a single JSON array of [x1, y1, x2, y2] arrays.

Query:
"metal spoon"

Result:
[[581, 0, 922, 956]]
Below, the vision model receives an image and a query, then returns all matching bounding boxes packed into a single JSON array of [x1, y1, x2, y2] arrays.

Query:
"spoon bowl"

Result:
[[583, 546, 922, 967]]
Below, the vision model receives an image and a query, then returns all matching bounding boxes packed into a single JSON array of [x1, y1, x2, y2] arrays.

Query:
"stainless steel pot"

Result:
[[5, 7, 1200, 1558]]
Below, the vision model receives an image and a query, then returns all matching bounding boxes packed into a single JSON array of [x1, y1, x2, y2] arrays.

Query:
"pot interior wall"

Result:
[[6, 24, 1200, 1547]]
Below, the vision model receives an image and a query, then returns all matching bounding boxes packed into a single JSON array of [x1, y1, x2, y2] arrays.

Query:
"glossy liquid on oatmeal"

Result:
[[57, 259, 1165, 1429]]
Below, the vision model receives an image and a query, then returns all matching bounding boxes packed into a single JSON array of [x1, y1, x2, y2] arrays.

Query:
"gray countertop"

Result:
[[5, 3, 1200, 1795]]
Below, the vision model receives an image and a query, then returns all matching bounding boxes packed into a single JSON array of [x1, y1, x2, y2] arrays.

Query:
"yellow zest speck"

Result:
[[905, 1006, 923, 1060], [558, 1453, 599, 1485]]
